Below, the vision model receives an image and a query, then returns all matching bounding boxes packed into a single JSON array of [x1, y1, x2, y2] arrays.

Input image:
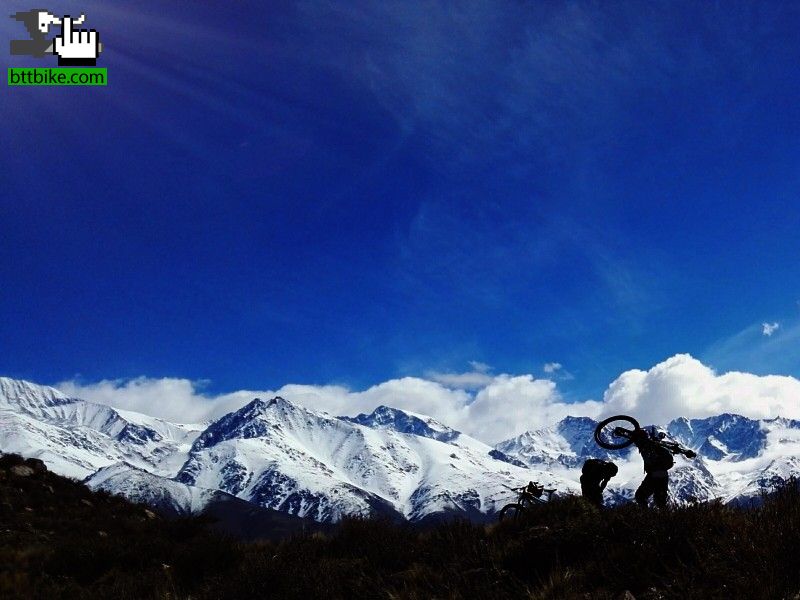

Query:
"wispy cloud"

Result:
[[426, 361, 493, 390], [543, 361, 575, 382], [703, 318, 800, 376], [291, 0, 765, 326], [468, 360, 491, 373], [298, 1, 767, 173]]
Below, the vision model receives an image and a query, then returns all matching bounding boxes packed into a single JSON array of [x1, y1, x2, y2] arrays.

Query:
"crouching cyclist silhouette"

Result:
[[632, 427, 696, 508], [580, 459, 618, 507]]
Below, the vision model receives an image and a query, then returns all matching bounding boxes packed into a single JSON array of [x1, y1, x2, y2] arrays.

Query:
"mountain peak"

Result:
[[558, 415, 596, 427], [0, 376, 73, 410], [555, 415, 598, 438], [236, 396, 297, 417], [190, 396, 308, 451], [666, 413, 766, 461], [763, 416, 800, 429], [245, 396, 282, 409], [341, 405, 459, 442]]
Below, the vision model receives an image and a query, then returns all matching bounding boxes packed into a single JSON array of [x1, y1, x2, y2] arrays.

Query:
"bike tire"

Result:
[[594, 414, 640, 450], [498, 503, 524, 522]]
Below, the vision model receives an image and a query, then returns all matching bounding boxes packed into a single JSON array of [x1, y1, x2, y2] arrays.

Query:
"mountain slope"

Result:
[[176, 397, 567, 521], [0, 376, 203, 479], [83, 461, 322, 539], [341, 405, 459, 442], [85, 462, 222, 515]]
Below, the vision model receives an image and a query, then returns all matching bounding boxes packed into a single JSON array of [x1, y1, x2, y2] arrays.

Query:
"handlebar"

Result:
[[512, 481, 543, 490], [612, 426, 633, 438], [512, 484, 557, 494]]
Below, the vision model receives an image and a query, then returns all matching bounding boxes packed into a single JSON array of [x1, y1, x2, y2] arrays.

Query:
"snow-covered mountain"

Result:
[[0, 377, 203, 479], [495, 416, 624, 468], [85, 462, 225, 515], [0, 377, 566, 522], [3, 375, 800, 522], [175, 397, 563, 521]]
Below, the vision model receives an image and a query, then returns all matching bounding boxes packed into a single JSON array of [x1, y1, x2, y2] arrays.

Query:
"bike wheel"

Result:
[[498, 503, 524, 522], [594, 414, 640, 450]]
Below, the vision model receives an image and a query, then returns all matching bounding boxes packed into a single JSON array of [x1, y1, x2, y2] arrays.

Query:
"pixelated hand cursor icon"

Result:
[[53, 15, 101, 66]]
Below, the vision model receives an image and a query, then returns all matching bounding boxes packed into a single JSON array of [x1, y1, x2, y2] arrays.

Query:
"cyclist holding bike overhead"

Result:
[[632, 427, 696, 508]]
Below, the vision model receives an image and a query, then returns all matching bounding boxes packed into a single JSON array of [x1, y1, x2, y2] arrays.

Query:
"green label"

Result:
[[8, 68, 107, 86]]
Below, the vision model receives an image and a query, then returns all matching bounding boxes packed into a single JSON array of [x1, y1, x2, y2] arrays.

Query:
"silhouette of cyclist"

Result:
[[632, 427, 696, 508], [580, 459, 618, 507]]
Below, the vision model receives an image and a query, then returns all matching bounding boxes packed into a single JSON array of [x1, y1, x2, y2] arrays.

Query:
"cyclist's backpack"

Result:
[[640, 443, 674, 472], [582, 458, 610, 480]]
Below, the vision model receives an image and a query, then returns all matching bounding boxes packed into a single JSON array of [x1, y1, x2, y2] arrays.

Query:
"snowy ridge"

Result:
[[0, 377, 202, 479], [3, 376, 800, 521], [85, 462, 222, 515], [0, 377, 73, 412], [495, 416, 623, 468], [176, 397, 562, 521], [341, 405, 459, 442]]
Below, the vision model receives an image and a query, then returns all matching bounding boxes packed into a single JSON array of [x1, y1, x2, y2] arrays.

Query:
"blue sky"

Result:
[[2, 1, 800, 404]]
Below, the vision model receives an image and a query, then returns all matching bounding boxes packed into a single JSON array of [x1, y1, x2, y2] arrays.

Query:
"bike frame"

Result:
[[612, 427, 691, 456], [498, 482, 557, 522], [515, 483, 556, 506]]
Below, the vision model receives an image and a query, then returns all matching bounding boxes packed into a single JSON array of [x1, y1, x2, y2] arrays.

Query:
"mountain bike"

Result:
[[498, 481, 556, 521], [594, 415, 696, 457]]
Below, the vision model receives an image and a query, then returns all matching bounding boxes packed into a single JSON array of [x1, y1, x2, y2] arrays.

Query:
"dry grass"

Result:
[[1, 452, 799, 599]]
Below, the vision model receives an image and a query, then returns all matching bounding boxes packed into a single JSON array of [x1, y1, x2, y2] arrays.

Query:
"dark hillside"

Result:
[[0, 452, 243, 599], [2, 452, 799, 599]]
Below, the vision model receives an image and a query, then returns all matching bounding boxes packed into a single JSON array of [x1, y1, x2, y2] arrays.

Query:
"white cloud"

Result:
[[762, 322, 779, 336], [466, 375, 601, 443], [56, 371, 592, 444], [54, 354, 800, 445], [542, 361, 575, 381], [425, 371, 494, 390], [426, 361, 494, 390], [56, 377, 217, 424], [601, 354, 800, 425]]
